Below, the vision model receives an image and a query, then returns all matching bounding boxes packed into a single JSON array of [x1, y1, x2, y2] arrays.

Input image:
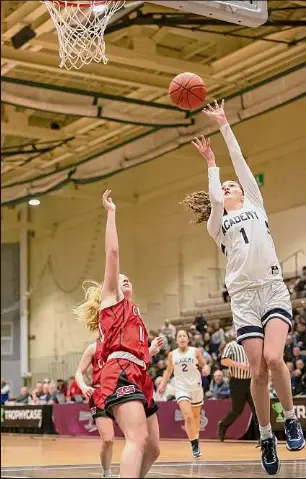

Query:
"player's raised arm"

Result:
[[101, 190, 123, 305], [203, 100, 264, 209], [75, 343, 96, 398], [190, 135, 224, 242]]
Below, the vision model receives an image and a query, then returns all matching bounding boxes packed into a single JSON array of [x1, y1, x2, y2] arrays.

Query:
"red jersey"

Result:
[[91, 338, 104, 387], [67, 380, 82, 398], [98, 298, 150, 366]]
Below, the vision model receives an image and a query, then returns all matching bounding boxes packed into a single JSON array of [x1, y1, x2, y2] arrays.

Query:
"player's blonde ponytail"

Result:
[[73, 281, 102, 332], [181, 191, 211, 223]]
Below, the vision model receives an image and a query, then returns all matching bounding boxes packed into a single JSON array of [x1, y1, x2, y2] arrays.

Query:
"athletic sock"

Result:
[[191, 438, 199, 447], [283, 408, 297, 420], [259, 424, 273, 440]]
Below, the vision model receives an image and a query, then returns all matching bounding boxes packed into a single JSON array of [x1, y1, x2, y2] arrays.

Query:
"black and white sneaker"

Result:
[[260, 434, 280, 475], [191, 439, 202, 458]]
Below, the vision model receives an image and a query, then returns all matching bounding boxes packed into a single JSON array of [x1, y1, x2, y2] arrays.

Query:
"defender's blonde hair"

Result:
[[73, 280, 102, 332], [181, 190, 211, 223]]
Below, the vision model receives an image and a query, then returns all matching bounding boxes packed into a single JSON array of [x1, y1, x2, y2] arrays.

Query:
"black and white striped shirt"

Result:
[[221, 340, 251, 379]]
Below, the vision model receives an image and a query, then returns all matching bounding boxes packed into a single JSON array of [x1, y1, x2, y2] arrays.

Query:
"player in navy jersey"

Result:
[[183, 100, 305, 475]]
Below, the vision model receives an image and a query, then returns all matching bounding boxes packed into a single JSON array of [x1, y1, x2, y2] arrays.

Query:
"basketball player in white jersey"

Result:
[[184, 100, 305, 474], [158, 329, 210, 458]]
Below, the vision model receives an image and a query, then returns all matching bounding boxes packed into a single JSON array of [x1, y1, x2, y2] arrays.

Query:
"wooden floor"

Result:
[[1, 434, 306, 478]]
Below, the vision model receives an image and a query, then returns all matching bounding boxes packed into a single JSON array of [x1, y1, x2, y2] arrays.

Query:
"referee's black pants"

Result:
[[221, 377, 257, 430]]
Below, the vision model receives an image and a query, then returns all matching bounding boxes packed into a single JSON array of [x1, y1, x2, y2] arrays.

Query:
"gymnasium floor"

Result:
[[1, 435, 306, 478]]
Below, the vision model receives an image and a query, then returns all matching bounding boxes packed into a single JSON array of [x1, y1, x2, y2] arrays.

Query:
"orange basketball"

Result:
[[168, 72, 207, 111]]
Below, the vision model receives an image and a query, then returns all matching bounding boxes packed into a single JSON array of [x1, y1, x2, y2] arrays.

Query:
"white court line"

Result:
[[1, 476, 30, 478], [3, 459, 305, 472], [89, 473, 209, 478]]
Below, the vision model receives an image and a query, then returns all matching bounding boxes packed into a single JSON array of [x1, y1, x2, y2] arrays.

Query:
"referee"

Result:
[[218, 339, 258, 441]]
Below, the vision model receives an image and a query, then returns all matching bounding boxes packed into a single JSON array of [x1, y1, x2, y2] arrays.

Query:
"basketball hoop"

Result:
[[42, 1, 126, 69]]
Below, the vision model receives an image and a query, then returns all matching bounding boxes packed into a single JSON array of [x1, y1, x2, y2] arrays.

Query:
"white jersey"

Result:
[[172, 347, 202, 392], [207, 123, 283, 296]]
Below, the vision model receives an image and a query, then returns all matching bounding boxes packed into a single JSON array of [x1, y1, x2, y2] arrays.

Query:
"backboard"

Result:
[[148, 1, 268, 28]]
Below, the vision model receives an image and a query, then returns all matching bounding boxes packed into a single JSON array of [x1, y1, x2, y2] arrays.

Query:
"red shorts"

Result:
[[95, 359, 158, 419], [89, 387, 109, 420]]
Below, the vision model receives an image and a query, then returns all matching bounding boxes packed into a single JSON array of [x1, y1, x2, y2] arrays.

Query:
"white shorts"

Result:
[[175, 387, 203, 407], [231, 281, 292, 345]]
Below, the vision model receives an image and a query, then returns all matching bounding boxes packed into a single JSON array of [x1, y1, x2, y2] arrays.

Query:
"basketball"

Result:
[[168, 72, 207, 111]]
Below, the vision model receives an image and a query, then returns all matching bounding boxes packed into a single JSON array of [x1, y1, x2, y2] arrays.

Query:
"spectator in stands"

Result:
[[203, 332, 212, 354], [210, 322, 225, 357], [154, 359, 166, 379], [66, 376, 83, 402], [201, 360, 211, 394], [284, 334, 295, 362], [294, 323, 306, 349], [201, 348, 213, 368], [225, 325, 235, 339], [153, 376, 175, 402], [16, 386, 32, 404], [188, 324, 198, 339], [31, 381, 44, 404], [206, 369, 230, 399], [48, 382, 61, 404], [293, 346, 306, 363], [292, 266, 306, 298], [39, 382, 51, 404], [1, 379, 10, 404], [193, 333, 204, 348], [194, 313, 207, 334], [56, 379, 67, 397], [222, 284, 230, 303], [295, 359, 305, 375], [292, 359, 306, 396], [301, 374, 306, 396], [286, 361, 294, 374], [160, 320, 176, 341]]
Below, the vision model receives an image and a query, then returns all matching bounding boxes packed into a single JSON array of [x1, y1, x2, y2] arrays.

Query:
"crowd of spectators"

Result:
[[2, 268, 306, 406], [149, 300, 306, 402], [1, 376, 84, 406]]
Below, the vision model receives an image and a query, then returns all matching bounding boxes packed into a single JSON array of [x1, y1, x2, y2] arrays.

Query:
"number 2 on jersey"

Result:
[[181, 364, 188, 373]]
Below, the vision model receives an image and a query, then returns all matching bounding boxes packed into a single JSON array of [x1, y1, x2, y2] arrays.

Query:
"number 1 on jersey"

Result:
[[240, 227, 249, 244], [139, 325, 144, 342]]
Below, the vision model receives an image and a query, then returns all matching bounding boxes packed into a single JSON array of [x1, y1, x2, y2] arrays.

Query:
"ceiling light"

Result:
[[28, 198, 40, 206]]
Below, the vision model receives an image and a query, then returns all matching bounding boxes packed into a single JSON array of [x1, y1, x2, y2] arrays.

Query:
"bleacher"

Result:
[[169, 273, 304, 331]]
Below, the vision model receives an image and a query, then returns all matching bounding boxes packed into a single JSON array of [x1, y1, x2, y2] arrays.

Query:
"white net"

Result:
[[43, 1, 125, 69]]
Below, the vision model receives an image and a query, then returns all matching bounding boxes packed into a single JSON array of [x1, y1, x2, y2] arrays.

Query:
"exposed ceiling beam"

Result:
[[1, 117, 68, 141], [212, 26, 306, 71], [1, 46, 171, 89], [28, 32, 214, 78], [2, 2, 43, 38]]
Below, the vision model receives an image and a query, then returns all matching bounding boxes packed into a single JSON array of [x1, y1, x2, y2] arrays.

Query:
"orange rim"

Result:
[[56, 1, 108, 8]]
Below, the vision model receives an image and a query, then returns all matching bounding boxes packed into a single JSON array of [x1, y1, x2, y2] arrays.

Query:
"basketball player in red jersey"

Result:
[[74, 189, 163, 478], [75, 338, 113, 478], [75, 335, 164, 478]]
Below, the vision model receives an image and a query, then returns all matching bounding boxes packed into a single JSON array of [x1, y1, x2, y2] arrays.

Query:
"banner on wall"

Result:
[[53, 399, 252, 439], [271, 397, 306, 431], [1, 405, 53, 431]]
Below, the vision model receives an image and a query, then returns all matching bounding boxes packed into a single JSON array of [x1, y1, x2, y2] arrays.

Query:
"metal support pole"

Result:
[[19, 205, 29, 383]]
